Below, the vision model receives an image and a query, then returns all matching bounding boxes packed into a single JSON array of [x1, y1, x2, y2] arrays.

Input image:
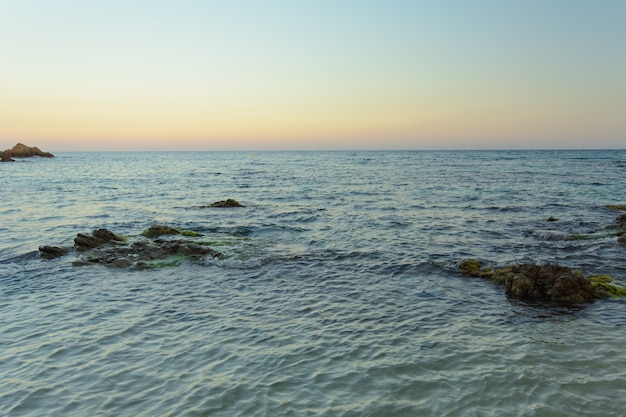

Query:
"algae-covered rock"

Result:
[[457, 259, 613, 305], [76, 239, 222, 269], [590, 274, 626, 298], [142, 225, 181, 238], [606, 205, 626, 211], [501, 264, 595, 304], [459, 259, 484, 277], [181, 230, 203, 237], [42, 226, 222, 269], [563, 210, 626, 242]]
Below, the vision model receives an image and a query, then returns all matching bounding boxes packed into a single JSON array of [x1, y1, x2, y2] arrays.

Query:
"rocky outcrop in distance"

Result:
[[459, 259, 626, 305], [200, 199, 245, 208], [1, 143, 54, 162], [39, 226, 221, 269]]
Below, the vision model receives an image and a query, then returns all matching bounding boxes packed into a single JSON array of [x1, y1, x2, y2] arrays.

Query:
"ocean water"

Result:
[[1, 150, 625, 417]]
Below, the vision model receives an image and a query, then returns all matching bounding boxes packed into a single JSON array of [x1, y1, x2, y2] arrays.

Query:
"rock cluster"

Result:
[[39, 226, 221, 269], [459, 259, 625, 305], [1, 143, 54, 162]]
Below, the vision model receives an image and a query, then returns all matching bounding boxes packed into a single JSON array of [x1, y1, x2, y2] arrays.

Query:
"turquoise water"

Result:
[[1, 150, 625, 416]]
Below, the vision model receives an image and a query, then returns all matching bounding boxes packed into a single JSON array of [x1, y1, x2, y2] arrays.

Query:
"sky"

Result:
[[1, 0, 625, 151]]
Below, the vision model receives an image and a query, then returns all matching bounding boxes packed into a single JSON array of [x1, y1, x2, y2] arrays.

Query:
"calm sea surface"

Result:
[[1, 150, 625, 416]]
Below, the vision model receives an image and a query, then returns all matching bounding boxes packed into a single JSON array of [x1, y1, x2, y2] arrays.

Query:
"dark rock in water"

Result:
[[74, 233, 109, 251], [42, 225, 221, 269], [39, 245, 69, 259], [500, 264, 596, 304], [76, 238, 221, 269], [93, 228, 123, 241], [546, 216, 559, 222], [458, 259, 488, 278], [74, 229, 123, 251], [459, 259, 625, 305], [141, 225, 181, 238], [0, 152, 15, 162], [202, 199, 245, 208], [2, 143, 54, 159], [564, 211, 626, 242]]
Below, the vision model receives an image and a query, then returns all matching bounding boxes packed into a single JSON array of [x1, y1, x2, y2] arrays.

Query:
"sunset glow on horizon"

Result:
[[1, 1, 625, 151]]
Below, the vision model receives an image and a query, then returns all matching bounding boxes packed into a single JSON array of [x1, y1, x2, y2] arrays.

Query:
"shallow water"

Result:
[[1, 150, 625, 416]]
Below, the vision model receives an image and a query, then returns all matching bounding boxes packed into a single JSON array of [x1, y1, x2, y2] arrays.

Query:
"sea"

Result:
[[1, 150, 625, 417]]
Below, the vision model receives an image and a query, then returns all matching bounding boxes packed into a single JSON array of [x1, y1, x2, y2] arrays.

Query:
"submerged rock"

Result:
[[459, 259, 625, 305], [564, 211, 626, 242], [614, 214, 626, 244], [590, 274, 626, 298], [202, 199, 245, 208], [41, 226, 220, 268], [141, 225, 181, 238], [76, 238, 221, 268]]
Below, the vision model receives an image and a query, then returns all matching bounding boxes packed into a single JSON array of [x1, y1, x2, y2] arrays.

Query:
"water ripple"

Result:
[[2, 151, 626, 416]]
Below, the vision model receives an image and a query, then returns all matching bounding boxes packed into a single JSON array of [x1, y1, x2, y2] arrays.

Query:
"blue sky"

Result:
[[1, 0, 624, 150]]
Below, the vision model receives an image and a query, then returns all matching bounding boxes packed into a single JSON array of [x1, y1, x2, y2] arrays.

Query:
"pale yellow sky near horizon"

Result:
[[1, 1, 625, 151]]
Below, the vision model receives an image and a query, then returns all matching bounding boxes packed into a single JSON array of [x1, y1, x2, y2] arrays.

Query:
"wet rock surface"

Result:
[[74, 229, 124, 251], [141, 225, 181, 238], [40, 227, 221, 269], [459, 259, 625, 305], [38, 246, 69, 259], [562, 210, 626, 243]]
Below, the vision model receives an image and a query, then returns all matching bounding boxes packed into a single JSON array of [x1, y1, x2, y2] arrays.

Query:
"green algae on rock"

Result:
[[567, 231, 619, 241], [141, 225, 181, 238], [40, 227, 222, 269], [565, 212, 626, 241], [457, 259, 623, 305], [590, 274, 626, 298], [181, 230, 204, 237], [458, 259, 489, 278]]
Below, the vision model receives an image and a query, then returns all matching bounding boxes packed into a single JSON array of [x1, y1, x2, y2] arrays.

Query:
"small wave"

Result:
[[0, 262, 23, 275], [1, 250, 41, 264]]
